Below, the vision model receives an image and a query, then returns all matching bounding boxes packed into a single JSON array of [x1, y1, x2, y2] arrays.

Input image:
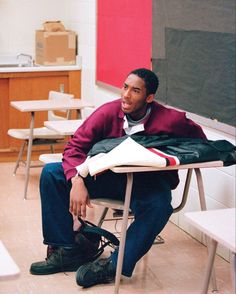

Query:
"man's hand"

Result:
[[69, 175, 93, 218]]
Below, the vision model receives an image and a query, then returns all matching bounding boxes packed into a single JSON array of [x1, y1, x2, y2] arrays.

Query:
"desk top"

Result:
[[185, 208, 236, 252], [0, 241, 20, 280], [10, 99, 93, 112], [110, 160, 223, 173], [44, 119, 84, 135]]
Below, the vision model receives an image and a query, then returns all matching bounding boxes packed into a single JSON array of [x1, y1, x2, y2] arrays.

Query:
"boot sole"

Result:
[[76, 263, 97, 287], [30, 263, 82, 275], [76, 262, 114, 288], [30, 255, 98, 276]]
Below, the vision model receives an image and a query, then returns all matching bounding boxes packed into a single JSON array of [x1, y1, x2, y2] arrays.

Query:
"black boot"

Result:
[[76, 257, 116, 288], [30, 246, 93, 275]]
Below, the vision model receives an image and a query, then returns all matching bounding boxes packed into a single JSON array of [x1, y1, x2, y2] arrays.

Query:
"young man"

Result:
[[30, 68, 206, 287]]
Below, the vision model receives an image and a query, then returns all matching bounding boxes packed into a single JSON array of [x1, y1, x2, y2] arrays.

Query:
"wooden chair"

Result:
[[8, 91, 74, 176]]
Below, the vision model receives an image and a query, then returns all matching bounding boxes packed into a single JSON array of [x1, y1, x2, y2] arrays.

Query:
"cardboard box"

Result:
[[43, 21, 65, 32], [35, 30, 76, 66]]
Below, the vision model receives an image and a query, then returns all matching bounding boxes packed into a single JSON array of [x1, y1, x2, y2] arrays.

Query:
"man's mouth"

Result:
[[122, 100, 131, 106], [122, 101, 131, 111]]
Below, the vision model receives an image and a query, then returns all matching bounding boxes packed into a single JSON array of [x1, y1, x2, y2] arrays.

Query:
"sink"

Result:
[[0, 55, 31, 67], [0, 63, 29, 67]]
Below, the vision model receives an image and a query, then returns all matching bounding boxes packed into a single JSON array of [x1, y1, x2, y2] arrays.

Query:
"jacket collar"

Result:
[[117, 100, 155, 121]]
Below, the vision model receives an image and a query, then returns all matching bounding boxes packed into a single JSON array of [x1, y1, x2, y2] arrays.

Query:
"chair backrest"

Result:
[[81, 106, 95, 119], [48, 91, 74, 121]]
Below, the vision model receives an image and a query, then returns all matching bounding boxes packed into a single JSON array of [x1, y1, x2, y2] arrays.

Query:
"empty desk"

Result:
[[185, 208, 236, 294], [0, 240, 20, 280]]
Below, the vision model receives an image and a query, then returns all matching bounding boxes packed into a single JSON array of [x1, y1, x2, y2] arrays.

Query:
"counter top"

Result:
[[0, 56, 82, 73], [0, 64, 81, 73]]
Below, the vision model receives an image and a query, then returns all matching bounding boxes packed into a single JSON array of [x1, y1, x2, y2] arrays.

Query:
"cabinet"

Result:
[[0, 70, 81, 160]]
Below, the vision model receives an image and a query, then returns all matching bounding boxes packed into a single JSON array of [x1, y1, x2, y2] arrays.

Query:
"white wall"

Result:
[[1, 0, 235, 259], [66, 0, 119, 106], [0, 0, 71, 56]]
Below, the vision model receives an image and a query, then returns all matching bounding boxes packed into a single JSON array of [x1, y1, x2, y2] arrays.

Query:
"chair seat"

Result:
[[91, 198, 126, 210], [39, 153, 63, 163], [7, 127, 65, 140]]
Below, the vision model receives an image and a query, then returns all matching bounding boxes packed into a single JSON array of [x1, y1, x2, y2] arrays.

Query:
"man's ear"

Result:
[[146, 94, 155, 104]]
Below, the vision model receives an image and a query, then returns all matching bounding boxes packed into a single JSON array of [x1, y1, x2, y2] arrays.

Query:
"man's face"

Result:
[[121, 74, 154, 120]]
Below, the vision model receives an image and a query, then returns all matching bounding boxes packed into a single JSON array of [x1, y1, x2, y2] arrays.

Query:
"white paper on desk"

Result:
[[87, 137, 179, 176], [76, 153, 106, 177]]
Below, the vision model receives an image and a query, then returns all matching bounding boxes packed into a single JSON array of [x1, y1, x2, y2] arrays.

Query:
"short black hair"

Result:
[[129, 68, 159, 96]]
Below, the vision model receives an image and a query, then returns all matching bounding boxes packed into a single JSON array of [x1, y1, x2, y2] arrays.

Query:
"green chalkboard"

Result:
[[152, 0, 236, 127]]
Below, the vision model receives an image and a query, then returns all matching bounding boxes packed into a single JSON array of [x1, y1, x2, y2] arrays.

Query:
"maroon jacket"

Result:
[[62, 99, 206, 186]]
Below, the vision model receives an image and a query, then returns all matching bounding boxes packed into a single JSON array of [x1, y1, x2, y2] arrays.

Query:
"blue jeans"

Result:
[[40, 162, 173, 277]]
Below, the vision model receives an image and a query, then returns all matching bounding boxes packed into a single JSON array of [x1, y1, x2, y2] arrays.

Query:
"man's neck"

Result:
[[127, 105, 151, 125]]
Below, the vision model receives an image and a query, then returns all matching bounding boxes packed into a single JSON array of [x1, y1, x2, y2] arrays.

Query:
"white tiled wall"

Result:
[[1, 0, 235, 260]]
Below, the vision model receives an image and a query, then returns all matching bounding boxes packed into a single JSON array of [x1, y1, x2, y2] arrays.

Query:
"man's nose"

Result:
[[123, 88, 131, 98]]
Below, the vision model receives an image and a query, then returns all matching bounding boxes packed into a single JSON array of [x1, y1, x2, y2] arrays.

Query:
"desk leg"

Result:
[[195, 168, 218, 292], [24, 111, 35, 200], [201, 239, 218, 294], [114, 173, 133, 294], [194, 168, 207, 211], [76, 109, 82, 119], [231, 252, 236, 292], [173, 168, 193, 213]]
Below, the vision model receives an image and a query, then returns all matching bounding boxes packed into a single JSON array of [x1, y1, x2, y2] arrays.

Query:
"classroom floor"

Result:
[[0, 162, 234, 294]]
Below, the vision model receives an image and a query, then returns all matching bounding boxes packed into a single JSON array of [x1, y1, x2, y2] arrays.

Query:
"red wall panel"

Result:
[[96, 0, 152, 88]]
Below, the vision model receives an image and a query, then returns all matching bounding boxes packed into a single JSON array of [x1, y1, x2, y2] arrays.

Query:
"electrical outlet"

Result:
[[59, 84, 64, 93]]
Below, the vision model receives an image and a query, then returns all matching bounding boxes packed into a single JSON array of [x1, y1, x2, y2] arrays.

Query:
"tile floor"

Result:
[[0, 162, 234, 294]]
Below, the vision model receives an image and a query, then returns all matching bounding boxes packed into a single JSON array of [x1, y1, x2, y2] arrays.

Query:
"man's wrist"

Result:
[[71, 173, 83, 184]]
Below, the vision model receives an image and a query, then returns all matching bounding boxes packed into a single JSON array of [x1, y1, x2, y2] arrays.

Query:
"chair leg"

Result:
[[173, 168, 193, 213], [13, 141, 26, 175], [153, 235, 165, 245], [50, 144, 55, 153], [97, 206, 164, 245], [23, 112, 35, 200], [97, 207, 109, 227]]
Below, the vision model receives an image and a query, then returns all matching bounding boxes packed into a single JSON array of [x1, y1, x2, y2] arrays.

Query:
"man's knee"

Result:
[[40, 162, 69, 201], [43, 162, 61, 172], [42, 162, 62, 176], [40, 162, 64, 185]]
